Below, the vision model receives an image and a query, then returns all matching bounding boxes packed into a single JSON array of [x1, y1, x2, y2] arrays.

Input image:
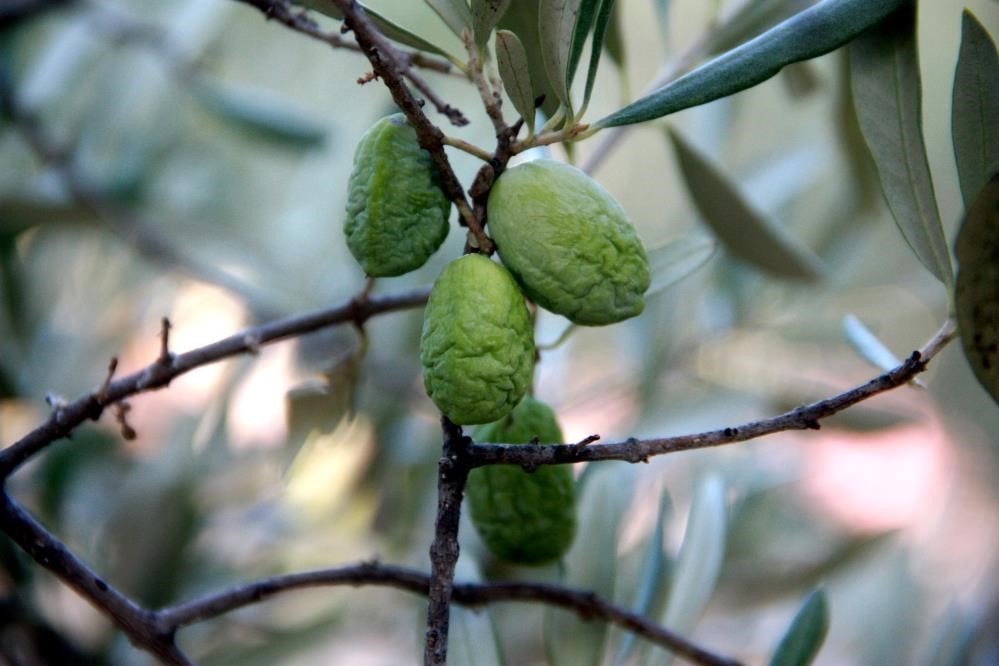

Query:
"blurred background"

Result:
[[0, 0, 997, 664]]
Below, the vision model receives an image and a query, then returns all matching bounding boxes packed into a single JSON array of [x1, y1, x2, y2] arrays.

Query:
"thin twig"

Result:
[[0, 287, 429, 477], [470, 319, 957, 467], [156, 562, 741, 666]]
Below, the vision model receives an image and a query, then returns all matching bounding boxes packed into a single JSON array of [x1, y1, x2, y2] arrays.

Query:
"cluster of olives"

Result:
[[344, 115, 650, 564]]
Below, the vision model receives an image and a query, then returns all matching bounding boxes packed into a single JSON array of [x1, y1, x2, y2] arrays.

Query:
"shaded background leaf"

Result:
[[850, 3, 953, 288], [951, 10, 999, 208], [666, 127, 823, 281], [427, 0, 473, 40]]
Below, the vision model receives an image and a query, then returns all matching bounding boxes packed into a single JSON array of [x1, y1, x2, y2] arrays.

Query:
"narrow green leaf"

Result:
[[955, 175, 999, 404], [613, 491, 672, 665], [667, 128, 823, 281], [295, 0, 455, 59], [842, 314, 902, 374], [769, 588, 830, 666], [496, 30, 537, 132], [539, 0, 583, 111], [472, 0, 512, 48], [596, 0, 908, 127], [427, 0, 473, 40], [951, 10, 999, 208], [654, 475, 726, 662], [582, 0, 617, 109], [192, 80, 327, 149], [567, 0, 600, 89], [850, 4, 953, 288]]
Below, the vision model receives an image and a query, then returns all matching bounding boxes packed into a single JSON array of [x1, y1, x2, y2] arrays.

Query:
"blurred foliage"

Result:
[[0, 0, 997, 664]]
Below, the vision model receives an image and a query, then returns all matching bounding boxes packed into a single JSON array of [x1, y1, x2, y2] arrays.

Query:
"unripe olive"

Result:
[[344, 114, 450, 277], [487, 159, 650, 325], [468, 396, 576, 565], [420, 254, 534, 425]]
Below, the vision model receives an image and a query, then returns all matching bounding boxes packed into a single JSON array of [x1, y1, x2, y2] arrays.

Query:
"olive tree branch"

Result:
[[330, 0, 491, 252], [230, 0, 458, 76], [423, 417, 471, 665], [0, 490, 194, 665], [469, 318, 958, 467], [0, 287, 429, 477], [156, 562, 741, 666]]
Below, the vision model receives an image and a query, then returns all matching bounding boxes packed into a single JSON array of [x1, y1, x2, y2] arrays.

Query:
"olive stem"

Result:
[[443, 135, 494, 162]]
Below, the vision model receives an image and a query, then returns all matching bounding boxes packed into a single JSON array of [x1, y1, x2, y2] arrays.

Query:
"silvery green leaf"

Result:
[[597, 0, 908, 127], [427, 0, 473, 39], [471, 0, 512, 48], [538, 0, 583, 111]]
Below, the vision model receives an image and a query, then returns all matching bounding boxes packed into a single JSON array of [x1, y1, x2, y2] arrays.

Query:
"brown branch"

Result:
[[157, 561, 741, 666], [424, 417, 471, 665], [470, 319, 957, 468], [330, 0, 491, 252], [230, 0, 456, 75], [0, 491, 193, 665], [0, 287, 429, 477]]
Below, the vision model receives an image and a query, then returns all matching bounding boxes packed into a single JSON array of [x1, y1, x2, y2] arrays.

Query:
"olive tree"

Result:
[[0, 0, 996, 664]]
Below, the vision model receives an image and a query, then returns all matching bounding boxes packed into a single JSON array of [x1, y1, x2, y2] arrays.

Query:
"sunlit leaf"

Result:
[[769, 588, 830, 666], [850, 4, 953, 288], [596, 0, 908, 127], [192, 79, 328, 149], [955, 175, 999, 404], [496, 30, 536, 132], [667, 127, 823, 281], [471, 0, 511, 49], [951, 10, 999, 208], [653, 475, 726, 663], [427, 0, 473, 40], [539, 0, 583, 111]]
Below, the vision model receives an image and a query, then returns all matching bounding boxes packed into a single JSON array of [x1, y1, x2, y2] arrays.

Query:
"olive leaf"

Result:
[[955, 175, 999, 404], [769, 588, 830, 666], [842, 314, 903, 374], [426, 0, 473, 40], [499, 1, 559, 116], [850, 4, 953, 288], [471, 0, 512, 49], [651, 475, 726, 664], [596, 0, 908, 127], [581, 0, 617, 110], [666, 127, 823, 281], [951, 10, 999, 208], [539, 0, 585, 111], [566, 0, 600, 89], [496, 30, 536, 132], [612, 491, 672, 665], [295, 0, 456, 59], [191, 80, 327, 149]]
